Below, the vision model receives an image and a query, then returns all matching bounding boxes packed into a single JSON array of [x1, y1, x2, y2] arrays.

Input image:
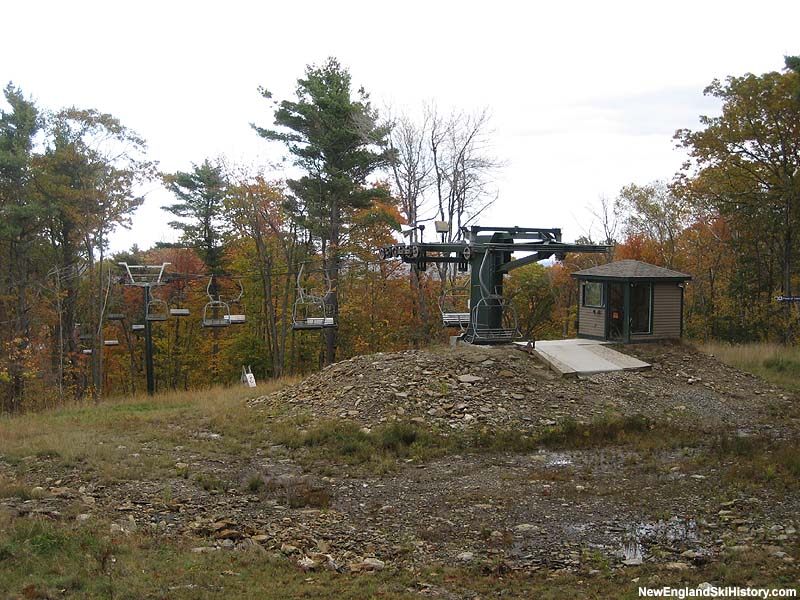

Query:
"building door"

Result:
[[629, 283, 652, 335], [608, 283, 625, 340]]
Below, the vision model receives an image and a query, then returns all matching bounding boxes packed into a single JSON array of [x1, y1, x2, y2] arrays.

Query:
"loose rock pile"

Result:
[[252, 342, 796, 432]]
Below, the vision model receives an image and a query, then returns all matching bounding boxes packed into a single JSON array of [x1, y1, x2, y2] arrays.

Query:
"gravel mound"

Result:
[[252, 342, 797, 433]]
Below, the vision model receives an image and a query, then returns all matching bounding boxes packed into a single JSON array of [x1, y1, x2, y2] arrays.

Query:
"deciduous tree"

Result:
[[675, 66, 800, 341]]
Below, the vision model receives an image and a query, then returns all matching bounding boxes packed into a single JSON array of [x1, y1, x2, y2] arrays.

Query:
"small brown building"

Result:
[[571, 260, 691, 343]]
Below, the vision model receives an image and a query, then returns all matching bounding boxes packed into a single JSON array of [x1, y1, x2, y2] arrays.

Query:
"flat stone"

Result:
[[457, 551, 475, 562], [350, 557, 386, 572], [280, 543, 300, 555]]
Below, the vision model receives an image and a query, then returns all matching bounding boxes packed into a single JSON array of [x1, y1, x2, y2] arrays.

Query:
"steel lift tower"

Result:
[[379, 226, 609, 344]]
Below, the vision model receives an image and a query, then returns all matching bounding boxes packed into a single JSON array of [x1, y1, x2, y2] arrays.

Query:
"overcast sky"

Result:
[[2, 0, 798, 252]]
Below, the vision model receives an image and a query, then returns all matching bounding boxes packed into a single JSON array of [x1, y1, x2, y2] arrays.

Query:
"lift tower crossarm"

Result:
[[467, 226, 562, 243]]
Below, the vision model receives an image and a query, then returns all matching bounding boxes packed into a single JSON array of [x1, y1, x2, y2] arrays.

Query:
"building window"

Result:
[[630, 283, 652, 334], [583, 281, 604, 308]]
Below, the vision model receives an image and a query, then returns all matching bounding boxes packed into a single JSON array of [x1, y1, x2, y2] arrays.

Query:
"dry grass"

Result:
[[698, 341, 800, 392], [0, 378, 295, 481]]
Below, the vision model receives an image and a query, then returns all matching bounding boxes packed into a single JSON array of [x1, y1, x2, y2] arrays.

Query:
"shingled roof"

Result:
[[571, 260, 691, 281]]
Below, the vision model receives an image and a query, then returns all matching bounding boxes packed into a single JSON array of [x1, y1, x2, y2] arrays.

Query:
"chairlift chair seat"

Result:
[[442, 312, 471, 328], [170, 308, 190, 317], [203, 318, 230, 328], [227, 314, 246, 325], [103, 340, 120, 346], [203, 300, 231, 328], [81, 349, 92, 355], [132, 324, 145, 332], [292, 316, 336, 330], [107, 313, 125, 321], [292, 318, 324, 330]]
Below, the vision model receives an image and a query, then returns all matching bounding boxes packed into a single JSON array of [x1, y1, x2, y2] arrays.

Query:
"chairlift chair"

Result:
[[202, 300, 231, 328], [132, 324, 145, 332], [103, 339, 120, 347], [439, 280, 471, 329], [292, 296, 335, 330], [462, 296, 521, 344], [107, 313, 125, 321], [291, 264, 336, 330], [202, 276, 230, 328], [170, 308, 190, 317], [146, 297, 169, 322]]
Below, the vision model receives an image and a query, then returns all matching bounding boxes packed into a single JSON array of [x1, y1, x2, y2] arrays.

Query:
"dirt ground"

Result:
[[2, 342, 798, 587]]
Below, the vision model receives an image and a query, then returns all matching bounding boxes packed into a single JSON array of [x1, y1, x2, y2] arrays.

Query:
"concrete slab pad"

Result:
[[515, 339, 651, 377]]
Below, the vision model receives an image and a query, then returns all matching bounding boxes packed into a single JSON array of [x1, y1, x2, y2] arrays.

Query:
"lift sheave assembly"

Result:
[[379, 226, 608, 345]]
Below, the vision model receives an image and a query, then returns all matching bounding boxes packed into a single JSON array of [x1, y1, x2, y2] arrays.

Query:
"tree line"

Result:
[[0, 56, 797, 411]]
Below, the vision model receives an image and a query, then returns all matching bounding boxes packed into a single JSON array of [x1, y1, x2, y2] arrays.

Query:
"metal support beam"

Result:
[[143, 286, 155, 396], [499, 252, 545, 273]]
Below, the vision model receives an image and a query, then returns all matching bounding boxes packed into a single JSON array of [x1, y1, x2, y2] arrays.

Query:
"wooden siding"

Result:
[[578, 305, 605, 338], [630, 283, 682, 340]]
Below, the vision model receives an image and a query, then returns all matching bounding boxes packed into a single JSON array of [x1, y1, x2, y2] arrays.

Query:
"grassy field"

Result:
[[698, 341, 800, 392]]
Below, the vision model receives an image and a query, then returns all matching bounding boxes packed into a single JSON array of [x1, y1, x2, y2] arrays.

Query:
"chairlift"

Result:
[[202, 275, 245, 327], [202, 277, 230, 327], [439, 269, 471, 329], [203, 300, 231, 327], [146, 290, 169, 322], [291, 264, 336, 330], [461, 250, 521, 344]]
